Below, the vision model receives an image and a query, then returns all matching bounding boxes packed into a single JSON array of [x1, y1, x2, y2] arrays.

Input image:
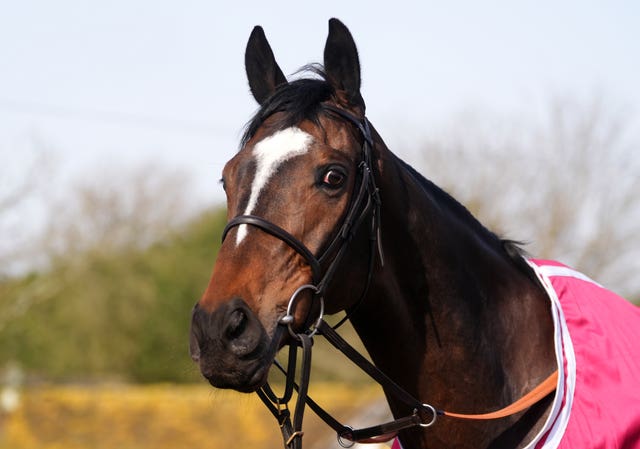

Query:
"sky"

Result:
[[1, 0, 639, 209]]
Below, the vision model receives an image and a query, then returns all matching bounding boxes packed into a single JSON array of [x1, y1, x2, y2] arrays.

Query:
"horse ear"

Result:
[[245, 26, 287, 104], [323, 18, 364, 108]]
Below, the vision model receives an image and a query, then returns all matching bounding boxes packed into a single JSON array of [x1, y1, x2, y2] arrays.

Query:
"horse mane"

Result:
[[397, 158, 541, 285], [241, 66, 334, 147], [241, 67, 540, 287]]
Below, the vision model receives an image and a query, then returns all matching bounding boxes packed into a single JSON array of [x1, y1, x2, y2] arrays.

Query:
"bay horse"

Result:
[[189, 19, 640, 449]]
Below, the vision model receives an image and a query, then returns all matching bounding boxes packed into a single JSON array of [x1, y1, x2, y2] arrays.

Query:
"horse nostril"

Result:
[[190, 333, 201, 362], [189, 308, 202, 363], [225, 308, 248, 340]]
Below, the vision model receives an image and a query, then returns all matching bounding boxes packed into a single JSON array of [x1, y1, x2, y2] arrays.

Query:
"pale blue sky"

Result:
[[1, 0, 639, 205]]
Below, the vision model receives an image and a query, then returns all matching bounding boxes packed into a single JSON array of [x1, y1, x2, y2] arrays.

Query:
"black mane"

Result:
[[240, 67, 540, 287], [398, 158, 540, 285], [241, 68, 334, 147]]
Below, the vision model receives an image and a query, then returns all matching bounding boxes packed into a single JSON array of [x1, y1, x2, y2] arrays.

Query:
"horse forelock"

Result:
[[241, 68, 334, 148]]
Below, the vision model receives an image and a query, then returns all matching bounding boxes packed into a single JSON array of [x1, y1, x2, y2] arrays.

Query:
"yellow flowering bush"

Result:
[[0, 383, 384, 449]]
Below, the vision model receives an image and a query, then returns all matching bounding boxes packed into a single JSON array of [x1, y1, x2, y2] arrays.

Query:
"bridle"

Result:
[[220, 105, 558, 449], [222, 104, 383, 305], [220, 104, 389, 448]]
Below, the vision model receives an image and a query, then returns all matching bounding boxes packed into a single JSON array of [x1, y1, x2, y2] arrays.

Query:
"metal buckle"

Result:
[[279, 284, 324, 339], [337, 426, 355, 448], [415, 404, 438, 428], [285, 430, 304, 446]]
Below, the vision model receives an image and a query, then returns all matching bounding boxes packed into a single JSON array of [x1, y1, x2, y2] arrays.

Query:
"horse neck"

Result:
[[348, 139, 556, 448]]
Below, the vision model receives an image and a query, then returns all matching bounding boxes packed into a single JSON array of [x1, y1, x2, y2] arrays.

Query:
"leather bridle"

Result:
[[222, 105, 383, 302], [220, 104, 389, 448], [220, 105, 558, 449]]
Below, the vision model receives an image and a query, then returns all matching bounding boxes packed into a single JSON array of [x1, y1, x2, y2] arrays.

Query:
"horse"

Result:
[[189, 18, 640, 449]]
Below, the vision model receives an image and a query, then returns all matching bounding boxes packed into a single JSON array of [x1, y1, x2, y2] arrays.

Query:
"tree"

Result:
[[0, 137, 55, 333], [415, 95, 640, 300], [0, 137, 52, 278], [0, 161, 217, 381]]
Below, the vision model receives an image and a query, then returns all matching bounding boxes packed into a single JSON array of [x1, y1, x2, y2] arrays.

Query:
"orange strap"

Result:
[[443, 370, 558, 420]]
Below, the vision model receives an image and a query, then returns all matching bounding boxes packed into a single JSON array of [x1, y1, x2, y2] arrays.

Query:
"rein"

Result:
[[222, 105, 558, 448]]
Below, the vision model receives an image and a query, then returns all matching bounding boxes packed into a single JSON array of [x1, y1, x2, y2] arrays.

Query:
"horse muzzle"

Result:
[[189, 298, 274, 392]]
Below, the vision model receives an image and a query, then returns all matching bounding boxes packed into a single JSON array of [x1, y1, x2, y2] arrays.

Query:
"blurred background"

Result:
[[1, 1, 639, 448]]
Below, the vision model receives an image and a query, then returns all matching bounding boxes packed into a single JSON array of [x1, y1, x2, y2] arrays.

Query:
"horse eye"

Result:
[[322, 169, 346, 188]]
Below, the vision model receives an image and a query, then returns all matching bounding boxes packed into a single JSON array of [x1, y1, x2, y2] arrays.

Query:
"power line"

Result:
[[0, 97, 234, 137]]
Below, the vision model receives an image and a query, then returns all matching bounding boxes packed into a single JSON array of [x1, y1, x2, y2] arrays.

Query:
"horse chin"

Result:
[[205, 359, 272, 393], [201, 349, 274, 393]]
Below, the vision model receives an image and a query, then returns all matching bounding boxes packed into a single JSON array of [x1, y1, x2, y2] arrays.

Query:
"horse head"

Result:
[[189, 19, 379, 392]]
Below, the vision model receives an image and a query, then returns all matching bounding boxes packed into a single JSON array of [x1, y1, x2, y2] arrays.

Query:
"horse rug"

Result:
[[392, 259, 640, 449]]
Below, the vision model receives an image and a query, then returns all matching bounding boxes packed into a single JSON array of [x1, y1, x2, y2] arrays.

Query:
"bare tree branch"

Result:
[[415, 95, 640, 299]]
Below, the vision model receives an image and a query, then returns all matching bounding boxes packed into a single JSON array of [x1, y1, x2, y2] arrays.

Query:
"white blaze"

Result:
[[236, 127, 313, 245]]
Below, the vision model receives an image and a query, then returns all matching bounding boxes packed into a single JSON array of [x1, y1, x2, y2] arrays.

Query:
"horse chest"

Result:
[[391, 260, 640, 449]]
